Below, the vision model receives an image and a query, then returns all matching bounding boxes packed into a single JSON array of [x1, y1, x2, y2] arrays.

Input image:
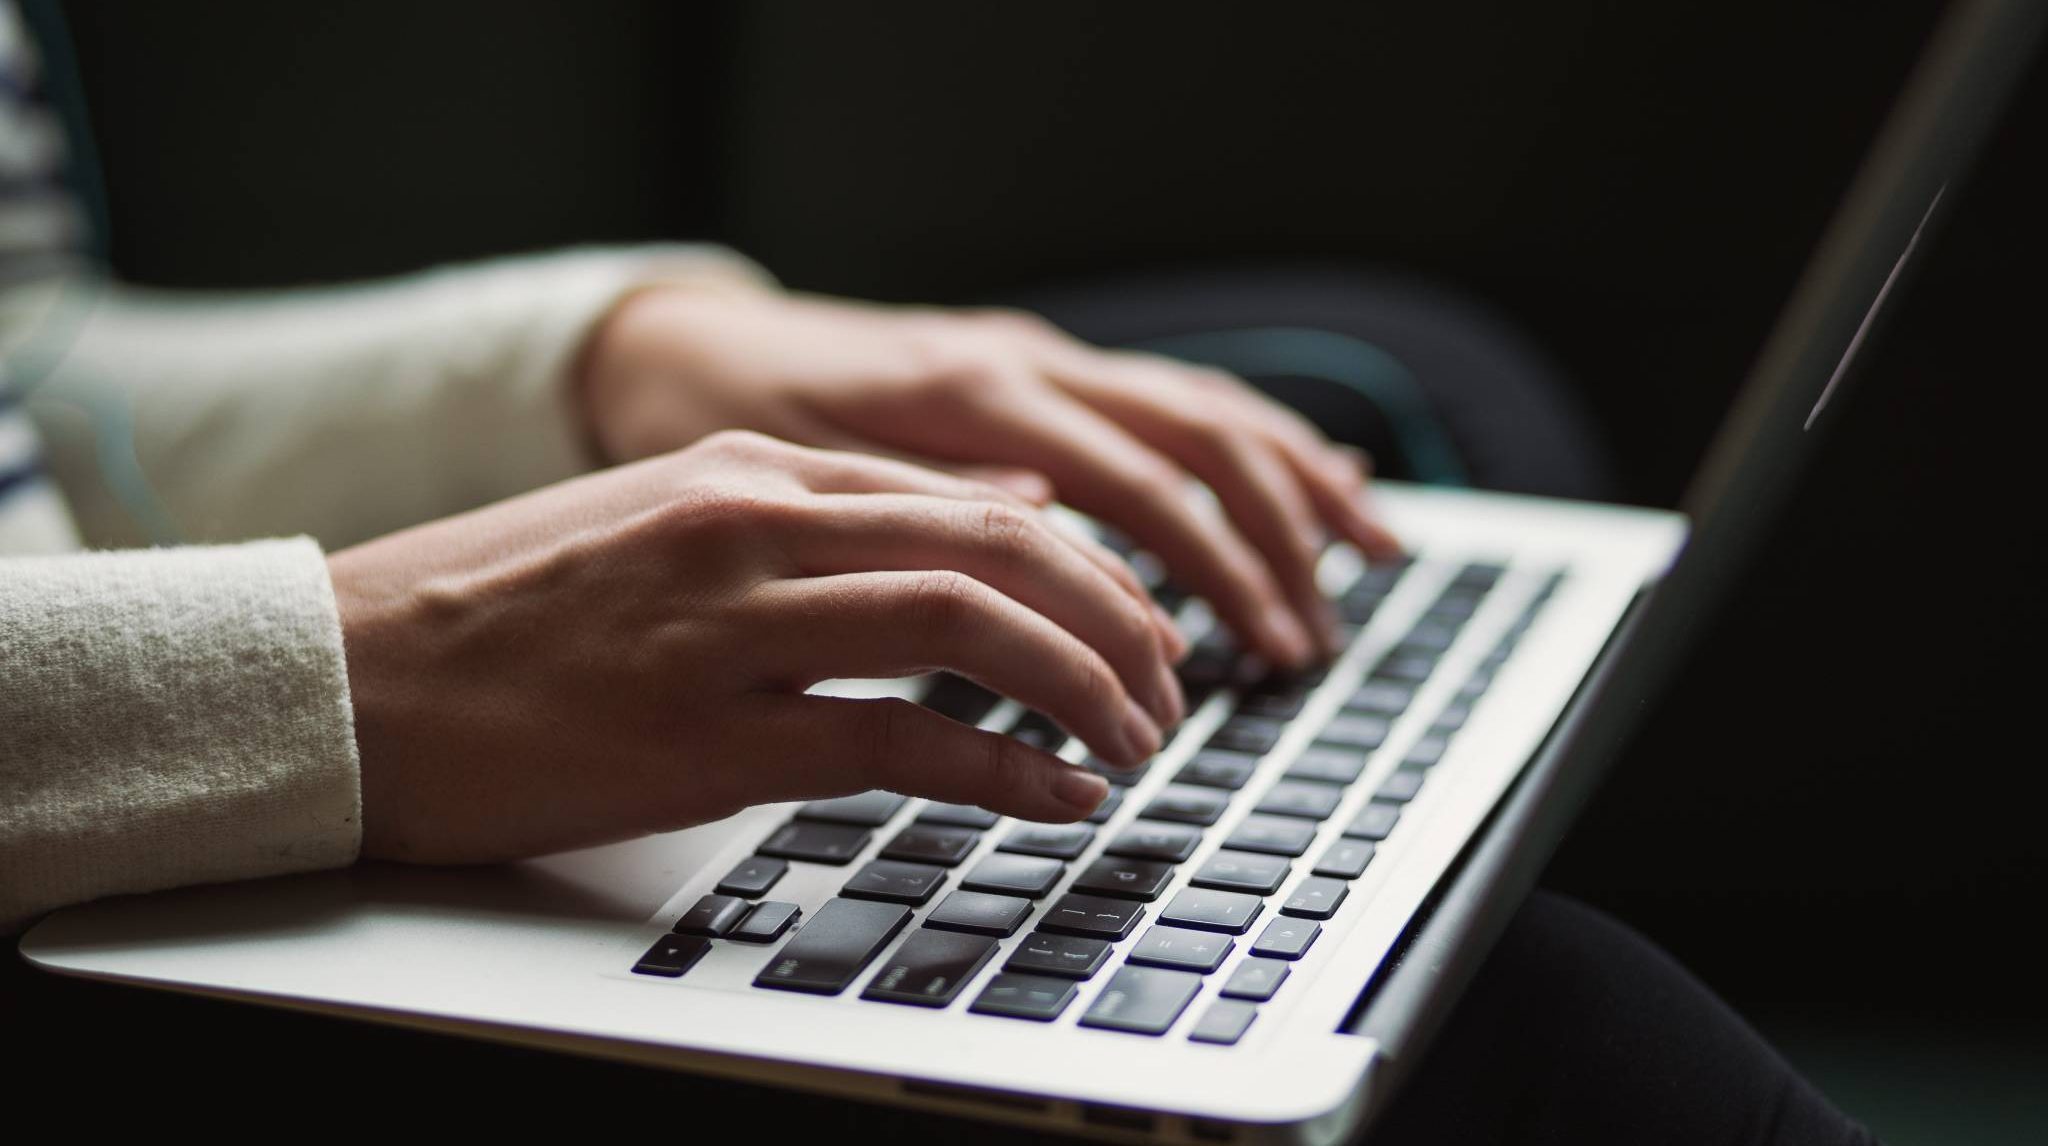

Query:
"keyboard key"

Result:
[[1404, 735, 1450, 769], [880, 824, 981, 867], [758, 820, 872, 865], [1250, 918, 1321, 960], [1222, 814, 1319, 857], [1457, 671, 1494, 702], [842, 860, 947, 906], [715, 855, 788, 899], [633, 934, 710, 978], [1281, 877, 1350, 920], [1345, 681, 1414, 715], [1106, 821, 1204, 863], [1235, 681, 1311, 719], [924, 890, 1034, 937], [1452, 562, 1506, 590], [1040, 893, 1145, 940], [917, 803, 1000, 829], [1345, 802, 1403, 840], [754, 898, 911, 995], [1207, 715, 1287, 755], [1143, 784, 1231, 826], [674, 894, 750, 937], [1084, 755, 1153, 788], [1318, 713, 1391, 752], [1255, 780, 1345, 821], [1189, 999, 1259, 1045], [1159, 887, 1264, 935], [1191, 850, 1291, 896], [1010, 710, 1069, 751], [729, 900, 801, 943], [1378, 768, 1427, 803], [1430, 703, 1473, 734], [1176, 750, 1259, 790], [998, 822, 1096, 860], [1220, 957, 1291, 1001], [1086, 786, 1126, 824], [1314, 840, 1377, 880], [798, 791, 908, 827], [1080, 965, 1204, 1035], [1285, 746, 1368, 785], [1428, 590, 1487, 622], [1402, 618, 1462, 652], [1071, 856, 1176, 902], [921, 673, 1000, 726], [1003, 933, 1113, 980], [960, 853, 1065, 899], [969, 972, 1077, 1021], [861, 929, 999, 1007], [1129, 925, 1235, 973]]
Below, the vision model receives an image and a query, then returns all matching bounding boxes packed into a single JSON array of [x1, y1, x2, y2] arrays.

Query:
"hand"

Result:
[[329, 430, 1184, 864], [576, 289, 1403, 669]]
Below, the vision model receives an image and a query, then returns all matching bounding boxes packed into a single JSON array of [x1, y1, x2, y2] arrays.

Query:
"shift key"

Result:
[[754, 898, 911, 995]]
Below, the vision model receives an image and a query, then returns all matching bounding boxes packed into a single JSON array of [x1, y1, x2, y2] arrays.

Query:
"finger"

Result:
[[759, 694, 1109, 822], [787, 494, 1184, 725], [1281, 444, 1406, 562], [747, 570, 1164, 767]]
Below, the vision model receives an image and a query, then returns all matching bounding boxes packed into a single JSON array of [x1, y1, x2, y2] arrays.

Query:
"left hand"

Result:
[[574, 288, 1403, 667]]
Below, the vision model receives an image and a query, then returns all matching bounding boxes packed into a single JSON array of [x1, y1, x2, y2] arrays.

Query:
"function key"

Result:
[[1222, 814, 1319, 858], [633, 934, 710, 978], [674, 894, 750, 937], [1106, 821, 1204, 863], [1344, 802, 1403, 841], [1207, 715, 1287, 755], [1085, 786, 1126, 824], [1128, 925, 1235, 974], [1159, 887, 1264, 935], [961, 853, 1065, 899], [1188, 999, 1259, 1046], [1072, 856, 1177, 902], [842, 859, 949, 906], [921, 673, 1001, 726], [1250, 917, 1322, 960], [1040, 892, 1146, 940], [715, 855, 788, 899], [797, 791, 908, 827], [969, 972, 1078, 1022], [880, 823, 981, 867], [754, 898, 911, 995], [1404, 735, 1450, 769], [917, 803, 1001, 830], [1191, 850, 1291, 896], [1004, 932, 1113, 980], [1084, 755, 1153, 788], [758, 820, 872, 865], [1255, 780, 1345, 821], [924, 890, 1034, 938], [1345, 682, 1414, 716], [729, 900, 801, 943], [1079, 965, 1204, 1035], [1314, 840, 1376, 880], [861, 929, 999, 1008], [1177, 750, 1260, 790], [1219, 957, 1291, 1001], [1281, 877, 1350, 920], [1143, 784, 1232, 826], [1378, 769, 1427, 804], [1286, 746, 1369, 785], [1009, 710, 1069, 752], [1319, 713, 1391, 752], [998, 822, 1096, 860]]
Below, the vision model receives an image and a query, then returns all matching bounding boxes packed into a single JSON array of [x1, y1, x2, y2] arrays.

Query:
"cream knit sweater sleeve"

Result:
[[1, 243, 773, 932]]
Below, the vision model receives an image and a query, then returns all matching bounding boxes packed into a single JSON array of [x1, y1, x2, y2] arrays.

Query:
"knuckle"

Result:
[[853, 698, 922, 786], [973, 502, 1039, 558], [900, 569, 986, 635]]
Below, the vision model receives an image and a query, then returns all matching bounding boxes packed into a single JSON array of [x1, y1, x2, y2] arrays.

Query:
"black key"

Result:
[[1430, 703, 1473, 734], [798, 791, 908, 827], [1314, 840, 1376, 880], [715, 855, 788, 899], [1207, 715, 1286, 755], [1040, 892, 1145, 940], [754, 898, 911, 995], [1337, 591, 1382, 625], [998, 822, 1095, 860], [729, 900, 801, 943], [880, 824, 981, 867], [1250, 917, 1322, 960], [1281, 877, 1350, 920], [924, 890, 1034, 937], [1143, 784, 1231, 826], [1159, 887, 1264, 935], [917, 803, 1001, 829], [1220, 957, 1291, 1001], [1010, 710, 1069, 751], [1004, 933, 1113, 980], [861, 929, 999, 1007], [1079, 965, 1204, 1035], [1177, 750, 1259, 790], [632, 934, 710, 978], [969, 972, 1077, 1021], [1189, 1000, 1259, 1045], [1457, 671, 1494, 702], [1222, 814, 1319, 858], [1378, 768, 1427, 804], [1452, 561, 1507, 590], [1402, 618, 1462, 652], [674, 894, 750, 937], [758, 820, 872, 865], [1191, 850, 1291, 896], [1129, 925, 1235, 973], [842, 859, 948, 906], [1085, 786, 1125, 824], [1345, 681, 1414, 715], [1345, 802, 1402, 840], [921, 673, 1000, 726], [1404, 735, 1450, 769], [1285, 746, 1368, 785], [1255, 779, 1345, 821], [1085, 755, 1153, 788], [1318, 713, 1391, 751], [1071, 856, 1176, 902], [1105, 820, 1204, 863], [960, 853, 1065, 899], [1353, 560, 1411, 594], [1372, 653, 1437, 684], [1235, 681, 1311, 719], [1428, 589, 1487, 621]]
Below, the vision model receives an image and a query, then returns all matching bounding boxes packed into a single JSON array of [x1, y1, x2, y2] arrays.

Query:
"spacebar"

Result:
[[753, 897, 911, 995]]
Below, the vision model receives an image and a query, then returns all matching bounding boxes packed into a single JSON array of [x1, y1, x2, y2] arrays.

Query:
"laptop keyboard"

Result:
[[632, 553, 1564, 1045]]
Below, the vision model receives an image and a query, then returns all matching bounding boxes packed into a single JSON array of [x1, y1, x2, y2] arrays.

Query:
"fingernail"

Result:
[[1121, 697, 1163, 764], [1152, 603, 1189, 659], [1264, 605, 1314, 668], [1054, 767, 1111, 814], [1154, 660, 1187, 726]]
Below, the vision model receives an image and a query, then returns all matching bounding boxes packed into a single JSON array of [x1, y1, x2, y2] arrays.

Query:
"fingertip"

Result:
[[1053, 767, 1111, 817]]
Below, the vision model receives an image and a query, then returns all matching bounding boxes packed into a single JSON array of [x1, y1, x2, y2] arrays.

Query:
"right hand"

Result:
[[328, 430, 1186, 864]]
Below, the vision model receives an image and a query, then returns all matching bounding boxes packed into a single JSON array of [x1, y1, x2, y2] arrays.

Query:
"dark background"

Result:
[[27, 0, 2048, 1135]]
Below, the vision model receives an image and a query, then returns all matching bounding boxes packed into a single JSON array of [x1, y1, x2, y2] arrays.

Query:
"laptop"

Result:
[[22, 3, 2041, 1141]]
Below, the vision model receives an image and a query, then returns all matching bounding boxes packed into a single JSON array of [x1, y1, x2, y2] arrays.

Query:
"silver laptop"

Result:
[[22, 3, 2040, 1142]]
